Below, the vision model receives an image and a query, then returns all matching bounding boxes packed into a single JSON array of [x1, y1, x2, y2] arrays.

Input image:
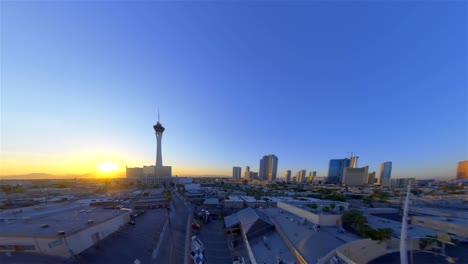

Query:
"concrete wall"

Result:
[[0, 235, 69, 257], [277, 202, 341, 226], [66, 213, 128, 254], [224, 201, 244, 209]]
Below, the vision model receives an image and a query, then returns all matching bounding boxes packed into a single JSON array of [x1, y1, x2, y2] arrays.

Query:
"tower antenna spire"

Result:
[[158, 108, 160, 122]]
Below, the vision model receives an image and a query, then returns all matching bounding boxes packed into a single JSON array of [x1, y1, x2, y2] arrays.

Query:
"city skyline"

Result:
[[1, 2, 466, 179]]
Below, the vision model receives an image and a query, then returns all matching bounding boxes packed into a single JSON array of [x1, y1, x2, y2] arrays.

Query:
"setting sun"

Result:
[[97, 162, 119, 173]]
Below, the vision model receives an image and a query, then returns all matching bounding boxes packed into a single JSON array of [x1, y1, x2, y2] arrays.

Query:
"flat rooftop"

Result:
[[226, 196, 243, 202], [263, 207, 359, 262], [279, 199, 348, 215], [365, 214, 439, 238], [0, 206, 127, 236], [249, 230, 296, 264], [240, 196, 256, 202], [203, 198, 219, 205]]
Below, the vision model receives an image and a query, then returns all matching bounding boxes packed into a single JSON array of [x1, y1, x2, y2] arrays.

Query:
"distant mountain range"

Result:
[[0, 172, 125, 180]]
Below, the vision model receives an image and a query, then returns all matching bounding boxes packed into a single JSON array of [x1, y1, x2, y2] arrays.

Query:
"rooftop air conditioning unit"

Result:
[[41, 224, 49, 228], [87, 220, 94, 225], [57, 231, 66, 235]]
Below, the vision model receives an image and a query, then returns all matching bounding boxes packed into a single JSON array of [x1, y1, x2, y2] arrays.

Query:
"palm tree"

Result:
[[330, 203, 336, 212]]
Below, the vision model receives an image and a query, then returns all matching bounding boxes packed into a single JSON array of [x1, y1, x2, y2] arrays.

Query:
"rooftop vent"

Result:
[[57, 231, 66, 235], [23, 217, 32, 222], [41, 224, 49, 228], [87, 220, 94, 225]]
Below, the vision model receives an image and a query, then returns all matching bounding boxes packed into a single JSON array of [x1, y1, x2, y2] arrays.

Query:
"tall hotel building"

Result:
[[378, 161, 392, 184], [327, 158, 351, 183], [259, 154, 278, 181], [233, 166, 242, 179], [244, 166, 251, 180], [457, 160, 468, 179], [284, 170, 291, 183]]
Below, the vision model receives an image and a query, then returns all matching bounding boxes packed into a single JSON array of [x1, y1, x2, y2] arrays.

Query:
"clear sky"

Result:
[[1, 1, 466, 178]]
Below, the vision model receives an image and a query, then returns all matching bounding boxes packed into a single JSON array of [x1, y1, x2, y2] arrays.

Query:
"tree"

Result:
[[370, 228, 393, 242], [164, 190, 172, 201], [342, 210, 368, 230], [322, 206, 331, 213], [307, 203, 318, 209], [338, 205, 345, 214], [362, 196, 373, 204], [329, 203, 336, 212]]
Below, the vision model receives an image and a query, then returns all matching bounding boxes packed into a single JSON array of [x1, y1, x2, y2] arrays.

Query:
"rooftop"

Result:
[[203, 198, 219, 205], [0, 205, 127, 236], [365, 214, 439, 238], [262, 207, 359, 262], [226, 196, 244, 202], [249, 230, 296, 264]]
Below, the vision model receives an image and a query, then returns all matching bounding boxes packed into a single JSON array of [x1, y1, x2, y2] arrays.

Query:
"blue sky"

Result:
[[1, 1, 466, 178]]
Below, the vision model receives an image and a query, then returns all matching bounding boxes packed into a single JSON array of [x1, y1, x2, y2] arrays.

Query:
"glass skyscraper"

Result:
[[327, 158, 351, 183], [379, 161, 392, 183]]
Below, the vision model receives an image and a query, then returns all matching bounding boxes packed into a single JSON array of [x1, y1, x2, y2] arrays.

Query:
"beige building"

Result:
[[457, 160, 468, 179], [342, 166, 369, 186], [411, 215, 468, 238], [367, 171, 376, 185]]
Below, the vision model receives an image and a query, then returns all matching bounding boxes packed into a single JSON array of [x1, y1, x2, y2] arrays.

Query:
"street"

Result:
[[153, 190, 190, 264]]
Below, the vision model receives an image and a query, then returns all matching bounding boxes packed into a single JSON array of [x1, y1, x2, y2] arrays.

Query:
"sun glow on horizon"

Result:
[[97, 162, 120, 173]]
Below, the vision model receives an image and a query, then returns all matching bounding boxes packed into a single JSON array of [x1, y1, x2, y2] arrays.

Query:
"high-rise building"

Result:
[[342, 166, 369, 186], [378, 161, 392, 183], [307, 171, 315, 183], [367, 171, 376, 185], [250, 171, 259, 180], [327, 158, 351, 183], [285, 170, 291, 183], [350, 156, 359, 168], [244, 166, 251, 180], [457, 160, 468, 179], [296, 170, 307, 183], [233, 166, 242, 179], [259, 154, 278, 181]]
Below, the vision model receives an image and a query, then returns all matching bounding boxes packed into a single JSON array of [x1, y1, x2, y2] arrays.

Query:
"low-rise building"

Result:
[[224, 196, 244, 209], [0, 206, 129, 257]]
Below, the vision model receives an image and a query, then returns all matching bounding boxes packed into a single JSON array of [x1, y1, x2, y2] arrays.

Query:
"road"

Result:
[[154, 189, 190, 264]]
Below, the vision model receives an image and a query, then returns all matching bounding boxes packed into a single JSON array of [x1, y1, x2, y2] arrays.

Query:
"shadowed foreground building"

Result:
[[0, 205, 129, 257]]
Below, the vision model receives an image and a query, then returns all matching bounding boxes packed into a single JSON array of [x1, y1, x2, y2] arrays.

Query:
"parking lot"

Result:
[[194, 219, 232, 264]]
